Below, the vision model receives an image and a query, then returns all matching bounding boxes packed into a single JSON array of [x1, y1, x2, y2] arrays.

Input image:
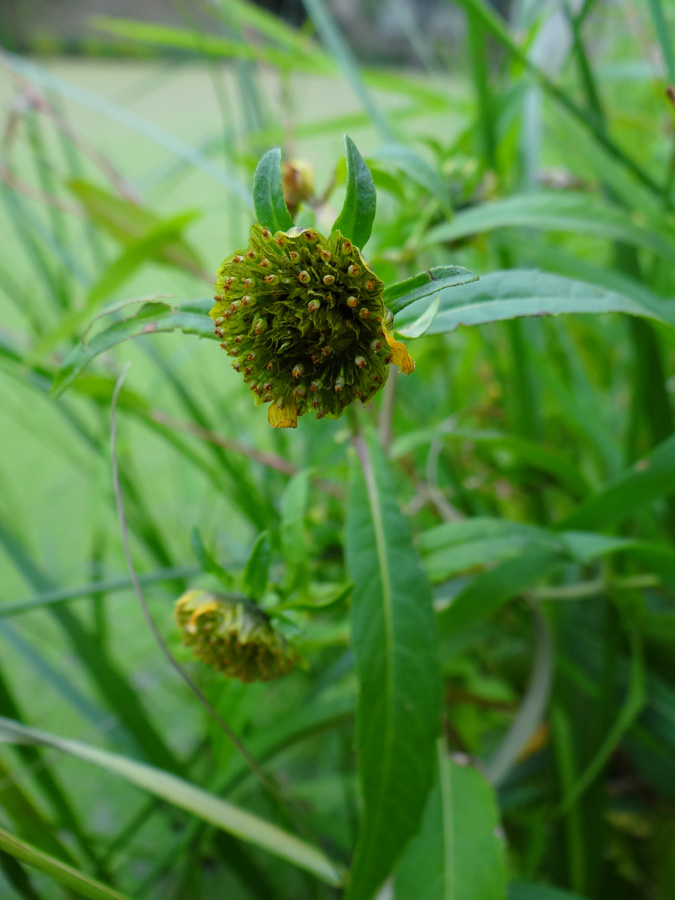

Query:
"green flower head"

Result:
[[210, 224, 413, 428], [175, 589, 300, 682]]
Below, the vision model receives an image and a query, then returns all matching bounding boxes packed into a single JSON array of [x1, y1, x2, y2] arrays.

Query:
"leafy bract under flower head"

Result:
[[210, 224, 413, 428], [175, 589, 299, 682]]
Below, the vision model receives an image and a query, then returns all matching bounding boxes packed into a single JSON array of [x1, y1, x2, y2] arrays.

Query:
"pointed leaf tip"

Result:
[[253, 148, 294, 234], [332, 135, 376, 250]]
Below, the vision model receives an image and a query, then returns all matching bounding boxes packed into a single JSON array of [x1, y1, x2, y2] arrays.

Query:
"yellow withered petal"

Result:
[[188, 600, 220, 632], [267, 397, 298, 428], [383, 327, 415, 375]]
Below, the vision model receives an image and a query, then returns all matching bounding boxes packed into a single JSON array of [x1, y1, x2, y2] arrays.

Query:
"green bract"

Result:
[[175, 589, 300, 682], [210, 224, 413, 428]]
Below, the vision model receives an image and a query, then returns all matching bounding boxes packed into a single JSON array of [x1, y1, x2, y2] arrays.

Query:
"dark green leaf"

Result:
[[253, 148, 294, 233], [332, 135, 377, 250], [346, 430, 440, 900], [395, 745, 507, 900]]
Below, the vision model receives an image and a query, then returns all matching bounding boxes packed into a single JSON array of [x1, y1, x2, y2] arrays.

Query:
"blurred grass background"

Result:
[[2, 1, 675, 898]]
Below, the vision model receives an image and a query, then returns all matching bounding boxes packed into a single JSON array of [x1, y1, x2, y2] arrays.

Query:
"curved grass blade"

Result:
[[395, 743, 507, 900], [52, 299, 214, 397], [0, 828, 130, 900], [346, 430, 440, 900], [384, 265, 478, 316], [253, 148, 294, 233], [332, 135, 376, 250], [0, 717, 344, 887]]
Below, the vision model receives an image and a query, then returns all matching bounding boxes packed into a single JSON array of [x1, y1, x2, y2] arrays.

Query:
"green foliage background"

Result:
[[1, 1, 675, 898]]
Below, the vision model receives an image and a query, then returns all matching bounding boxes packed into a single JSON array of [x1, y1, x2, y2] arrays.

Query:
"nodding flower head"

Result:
[[211, 225, 414, 428], [175, 589, 300, 683]]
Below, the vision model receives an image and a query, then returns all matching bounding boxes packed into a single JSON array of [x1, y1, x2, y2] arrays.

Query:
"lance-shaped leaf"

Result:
[[394, 744, 507, 900], [332, 135, 376, 250], [384, 266, 478, 317], [253, 148, 294, 233], [346, 430, 441, 900], [0, 716, 343, 886]]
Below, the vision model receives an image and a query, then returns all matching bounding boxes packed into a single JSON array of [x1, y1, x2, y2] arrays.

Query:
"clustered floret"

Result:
[[210, 224, 411, 427], [175, 589, 300, 682]]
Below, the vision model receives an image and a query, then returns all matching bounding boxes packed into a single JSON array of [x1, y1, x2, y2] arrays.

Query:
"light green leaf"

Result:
[[421, 191, 674, 258], [395, 271, 675, 335], [332, 135, 377, 250], [371, 144, 452, 215], [67, 180, 204, 275], [395, 743, 507, 900], [384, 266, 478, 316], [0, 827, 131, 900], [346, 430, 441, 900], [0, 717, 343, 886], [52, 299, 214, 397]]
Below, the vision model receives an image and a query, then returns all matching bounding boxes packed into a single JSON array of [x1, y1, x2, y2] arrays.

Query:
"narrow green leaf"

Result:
[[52, 299, 214, 397], [253, 148, 294, 233], [559, 432, 675, 531], [0, 717, 343, 886], [421, 191, 675, 262], [0, 828, 130, 900], [244, 532, 271, 600], [557, 635, 646, 813], [384, 265, 478, 316], [646, 0, 675, 86], [437, 545, 562, 634], [395, 743, 507, 900], [346, 430, 440, 900], [332, 135, 377, 250], [395, 271, 675, 335]]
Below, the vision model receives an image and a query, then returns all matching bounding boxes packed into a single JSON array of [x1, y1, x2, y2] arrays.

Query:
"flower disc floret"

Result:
[[211, 224, 413, 427], [175, 589, 299, 682]]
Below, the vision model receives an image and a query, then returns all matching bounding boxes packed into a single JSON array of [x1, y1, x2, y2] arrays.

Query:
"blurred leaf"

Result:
[[395, 745, 507, 900], [371, 144, 452, 215], [0, 717, 343, 886], [646, 0, 675, 85], [0, 828, 129, 900], [396, 271, 675, 335], [332, 135, 377, 250], [253, 148, 294, 233], [346, 430, 440, 900], [244, 532, 271, 600], [67, 180, 204, 275], [422, 192, 675, 262], [392, 427, 591, 499], [509, 885, 591, 900], [385, 265, 478, 316], [558, 635, 646, 813], [191, 529, 235, 590], [52, 299, 214, 397], [559, 432, 675, 531], [437, 545, 562, 634]]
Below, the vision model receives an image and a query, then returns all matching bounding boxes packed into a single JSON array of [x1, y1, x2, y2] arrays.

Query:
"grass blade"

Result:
[[0, 827, 131, 900], [0, 717, 344, 887]]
